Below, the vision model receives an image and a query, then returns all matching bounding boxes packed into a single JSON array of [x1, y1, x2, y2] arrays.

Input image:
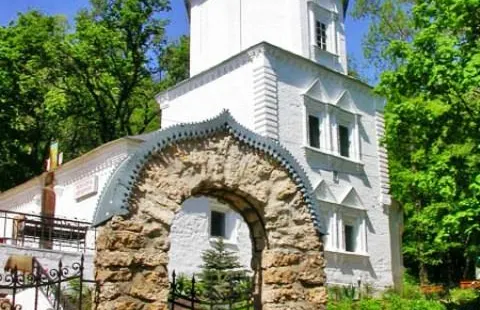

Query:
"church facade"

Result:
[[160, 0, 403, 289], [0, 0, 403, 296]]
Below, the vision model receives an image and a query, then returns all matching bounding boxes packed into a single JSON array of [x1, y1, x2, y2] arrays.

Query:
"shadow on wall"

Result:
[[325, 251, 377, 283]]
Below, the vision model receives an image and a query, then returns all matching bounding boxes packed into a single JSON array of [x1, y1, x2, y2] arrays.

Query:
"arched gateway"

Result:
[[92, 111, 327, 309]]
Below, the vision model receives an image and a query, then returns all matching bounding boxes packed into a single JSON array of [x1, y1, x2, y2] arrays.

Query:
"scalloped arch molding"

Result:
[[93, 110, 324, 234], [93, 111, 327, 309]]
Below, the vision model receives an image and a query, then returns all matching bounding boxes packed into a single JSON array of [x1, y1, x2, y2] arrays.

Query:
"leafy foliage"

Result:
[[374, 0, 480, 284], [65, 278, 94, 310], [0, 12, 68, 189], [351, 0, 417, 76], [448, 288, 480, 306], [0, 0, 190, 191]]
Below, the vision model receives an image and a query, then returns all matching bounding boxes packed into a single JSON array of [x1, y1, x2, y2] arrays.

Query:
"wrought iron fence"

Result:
[[168, 271, 254, 310], [0, 255, 97, 310], [0, 210, 96, 252]]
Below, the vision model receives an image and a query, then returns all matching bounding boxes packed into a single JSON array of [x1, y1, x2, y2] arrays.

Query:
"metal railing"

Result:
[[0, 255, 98, 310], [169, 271, 254, 310], [0, 210, 96, 252]]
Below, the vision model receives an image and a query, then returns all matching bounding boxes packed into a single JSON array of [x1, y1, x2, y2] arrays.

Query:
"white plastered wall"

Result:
[[158, 46, 399, 289], [269, 53, 395, 289], [188, 0, 347, 75], [160, 60, 255, 129], [168, 196, 253, 277]]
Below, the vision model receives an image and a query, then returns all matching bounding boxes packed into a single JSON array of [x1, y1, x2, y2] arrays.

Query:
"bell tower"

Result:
[[187, 0, 348, 75]]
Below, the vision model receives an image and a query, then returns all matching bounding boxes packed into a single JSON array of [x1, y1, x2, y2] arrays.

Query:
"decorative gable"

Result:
[[303, 78, 329, 103], [339, 186, 363, 208], [314, 180, 336, 203], [334, 90, 358, 113]]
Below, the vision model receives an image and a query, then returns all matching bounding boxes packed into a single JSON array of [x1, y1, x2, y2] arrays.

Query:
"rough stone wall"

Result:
[[94, 134, 326, 310]]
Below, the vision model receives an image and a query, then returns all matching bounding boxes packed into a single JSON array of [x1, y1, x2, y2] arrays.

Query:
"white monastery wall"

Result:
[[189, 0, 347, 75], [168, 196, 252, 277], [269, 53, 395, 288], [0, 139, 141, 269], [158, 44, 399, 289], [160, 60, 255, 130]]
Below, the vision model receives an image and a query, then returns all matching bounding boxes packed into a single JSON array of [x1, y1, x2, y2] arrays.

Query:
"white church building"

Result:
[[0, 0, 403, 293]]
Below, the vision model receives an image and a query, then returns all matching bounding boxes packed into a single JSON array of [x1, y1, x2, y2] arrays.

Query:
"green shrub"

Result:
[[449, 288, 479, 305], [327, 288, 447, 310], [383, 293, 445, 310]]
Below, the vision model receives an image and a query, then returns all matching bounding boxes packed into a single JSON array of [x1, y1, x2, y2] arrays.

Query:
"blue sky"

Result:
[[0, 0, 373, 81]]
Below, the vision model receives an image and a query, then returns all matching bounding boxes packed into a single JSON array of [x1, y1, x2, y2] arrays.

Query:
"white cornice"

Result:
[[156, 42, 374, 108]]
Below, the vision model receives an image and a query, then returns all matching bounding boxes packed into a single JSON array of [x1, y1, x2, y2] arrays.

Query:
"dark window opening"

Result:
[[316, 21, 327, 51], [210, 211, 226, 238], [308, 115, 320, 148], [345, 225, 356, 252], [339, 125, 350, 157]]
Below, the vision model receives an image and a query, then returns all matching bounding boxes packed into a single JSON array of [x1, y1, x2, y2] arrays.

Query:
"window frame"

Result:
[[338, 124, 350, 158], [304, 99, 328, 152], [210, 210, 226, 238], [344, 223, 356, 252], [319, 203, 368, 255], [308, 3, 338, 55], [333, 108, 359, 161], [315, 21, 327, 51], [308, 114, 321, 149], [304, 97, 361, 162]]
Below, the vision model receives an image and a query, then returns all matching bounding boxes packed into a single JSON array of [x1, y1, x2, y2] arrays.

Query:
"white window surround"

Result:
[[208, 199, 238, 246], [322, 205, 368, 256], [303, 97, 362, 163], [308, 2, 339, 56]]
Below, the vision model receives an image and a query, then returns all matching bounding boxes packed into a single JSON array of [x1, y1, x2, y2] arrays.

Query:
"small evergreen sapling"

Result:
[[198, 238, 249, 300]]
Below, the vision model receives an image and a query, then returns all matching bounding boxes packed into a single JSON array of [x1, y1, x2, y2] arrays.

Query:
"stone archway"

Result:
[[93, 112, 327, 310]]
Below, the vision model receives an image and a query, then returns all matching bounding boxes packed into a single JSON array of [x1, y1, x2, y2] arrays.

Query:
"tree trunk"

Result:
[[463, 256, 472, 280], [419, 262, 429, 285]]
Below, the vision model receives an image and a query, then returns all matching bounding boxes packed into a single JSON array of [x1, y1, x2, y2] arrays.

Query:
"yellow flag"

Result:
[[49, 142, 58, 171]]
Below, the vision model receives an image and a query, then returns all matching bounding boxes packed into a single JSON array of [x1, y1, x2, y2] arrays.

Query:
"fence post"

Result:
[[56, 260, 62, 310], [34, 260, 40, 309], [2, 212, 6, 243], [79, 254, 84, 310], [11, 266, 17, 307], [191, 275, 196, 310], [170, 270, 176, 310]]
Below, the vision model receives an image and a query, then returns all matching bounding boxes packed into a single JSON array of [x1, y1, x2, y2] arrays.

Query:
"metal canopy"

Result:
[[92, 110, 325, 235]]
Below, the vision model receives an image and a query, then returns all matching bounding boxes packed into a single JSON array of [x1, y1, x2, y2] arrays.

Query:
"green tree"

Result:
[[351, 0, 416, 75], [158, 35, 190, 88], [57, 0, 172, 146], [0, 0, 191, 190], [0, 11, 67, 190], [377, 0, 480, 284], [198, 238, 249, 299]]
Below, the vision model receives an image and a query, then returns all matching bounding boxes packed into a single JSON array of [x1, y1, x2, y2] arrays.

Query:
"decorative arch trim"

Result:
[[93, 110, 325, 235]]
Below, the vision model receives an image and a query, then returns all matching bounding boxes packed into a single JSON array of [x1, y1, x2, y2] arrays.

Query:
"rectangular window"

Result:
[[338, 125, 350, 157], [308, 115, 320, 148], [316, 21, 327, 51], [210, 211, 226, 238], [345, 224, 356, 252]]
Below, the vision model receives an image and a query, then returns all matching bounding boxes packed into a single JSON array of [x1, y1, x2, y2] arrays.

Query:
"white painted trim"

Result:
[[156, 42, 374, 107], [302, 145, 364, 166]]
